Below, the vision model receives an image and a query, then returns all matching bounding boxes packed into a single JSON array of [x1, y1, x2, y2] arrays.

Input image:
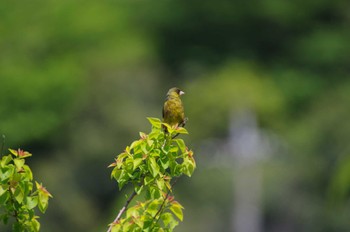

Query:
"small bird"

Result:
[[162, 87, 186, 131]]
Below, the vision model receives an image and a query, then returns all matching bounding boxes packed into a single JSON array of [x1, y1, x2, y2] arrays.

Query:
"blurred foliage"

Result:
[[0, 149, 52, 231], [185, 61, 285, 140], [0, 0, 350, 231]]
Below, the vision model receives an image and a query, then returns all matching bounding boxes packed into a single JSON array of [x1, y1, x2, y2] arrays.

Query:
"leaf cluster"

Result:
[[0, 149, 52, 232], [109, 118, 195, 231]]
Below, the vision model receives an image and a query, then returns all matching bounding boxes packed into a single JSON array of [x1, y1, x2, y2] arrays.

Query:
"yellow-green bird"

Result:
[[162, 87, 186, 130]]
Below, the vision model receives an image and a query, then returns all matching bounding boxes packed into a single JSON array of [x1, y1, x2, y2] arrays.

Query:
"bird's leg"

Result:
[[171, 117, 188, 139], [179, 117, 188, 128]]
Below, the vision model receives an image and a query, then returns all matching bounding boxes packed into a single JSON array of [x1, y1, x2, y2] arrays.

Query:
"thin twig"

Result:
[[107, 190, 137, 232], [151, 178, 179, 228], [8, 186, 19, 222]]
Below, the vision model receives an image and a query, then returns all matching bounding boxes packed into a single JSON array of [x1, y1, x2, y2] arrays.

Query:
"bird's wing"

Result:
[[162, 101, 168, 120]]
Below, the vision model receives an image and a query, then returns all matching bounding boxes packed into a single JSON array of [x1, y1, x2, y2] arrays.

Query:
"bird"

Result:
[[162, 87, 187, 131]]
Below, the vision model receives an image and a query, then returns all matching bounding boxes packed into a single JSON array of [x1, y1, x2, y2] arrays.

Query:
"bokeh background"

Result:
[[1, 0, 350, 231]]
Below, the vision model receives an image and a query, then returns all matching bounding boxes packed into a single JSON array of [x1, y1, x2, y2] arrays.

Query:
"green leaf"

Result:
[[182, 156, 196, 177], [147, 117, 162, 128], [8, 148, 19, 157], [38, 194, 49, 213], [0, 191, 9, 205], [174, 139, 186, 153], [151, 149, 161, 157], [26, 196, 38, 210], [31, 217, 40, 232], [139, 132, 147, 139], [22, 165, 33, 181], [135, 184, 144, 195], [162, 123, 174, 134], [110, 222, 122, 232], [127, 204, 140, 219], [36, 182, 52, 213], [14, 186, 24, 203], [142, 216, 153, 230], [169, 146, 178, 154], [160, 156, 169, 170], [0, 185, 7, 196], [1, 166, 15, 182], [144, 176, 153, 186], [116, 170, 129, 190], [9, 148, 32, 158], [111, 168, 121, 180], [1, 155, 13, 167], [147, 139, 154, 147], [174, 127, 188, 134], [170, 201, 184, 221], [156, 179, 165, 192], [161, 212, 179, 229], [148, 129, 163, 141], [141, 143, 149, 154], [170, 163, 182, 177], [147, 199, 161, 217], [148, 157, 159, 177], [133, 158, 143, 171], [125, 157, 134, 172], [130, 139, 143, 150], [148, 186, 161, 199], [14, 158, 25, 170]]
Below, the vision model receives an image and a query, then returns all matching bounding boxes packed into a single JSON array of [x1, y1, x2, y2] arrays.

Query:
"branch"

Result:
[[8, 186, 19, 222], [107, 190, 137, 232], [151, 178, 179, 227]]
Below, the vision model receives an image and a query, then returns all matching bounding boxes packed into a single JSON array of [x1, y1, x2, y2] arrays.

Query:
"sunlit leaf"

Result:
[[1, 155, 13, 167], [161, 123, 174, 134], [156, 179, 165, 192], [133, 158, 143, 170], [174, 127, 188, 135], [9, 149, 32, 158], [36, 182, 53, 213], [14, 158, 25, 170], [170, 201, 184, 221], [161, 212, 179, 229], [0, 185, 6, 196], [148, 157, 159, 177], [147, 199, 161, 217], [135, 184, 143, 195], [147, 117, 162, 128], [160, 156, 169, 170], [1, 166, 14, 182], [14, 186, 24, 203], [31, 217, 40, 232], [139, 131, 147, 139], [130, 139, 143, 150], [174, 139, 186, 153], [22, 165, 33, 181], [110, 222, 122, 232]]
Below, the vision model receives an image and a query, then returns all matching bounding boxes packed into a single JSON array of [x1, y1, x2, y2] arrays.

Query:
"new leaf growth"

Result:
[[108, 118, 195, 232]]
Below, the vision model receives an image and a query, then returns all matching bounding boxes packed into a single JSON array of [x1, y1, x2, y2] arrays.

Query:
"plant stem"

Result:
[[107, 190, 137, 232], [151, 178, 179, 228], [8, 186, 19, 222]]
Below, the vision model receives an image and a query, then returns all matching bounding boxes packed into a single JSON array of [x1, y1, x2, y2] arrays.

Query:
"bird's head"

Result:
[[167, 87, 185, 97]]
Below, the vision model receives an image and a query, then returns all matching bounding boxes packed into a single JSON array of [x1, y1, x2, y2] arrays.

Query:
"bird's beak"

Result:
[[179, 90, 185, 95]]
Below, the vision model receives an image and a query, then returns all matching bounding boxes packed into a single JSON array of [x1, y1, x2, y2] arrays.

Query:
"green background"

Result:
[[1, 0, 350, 231]]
